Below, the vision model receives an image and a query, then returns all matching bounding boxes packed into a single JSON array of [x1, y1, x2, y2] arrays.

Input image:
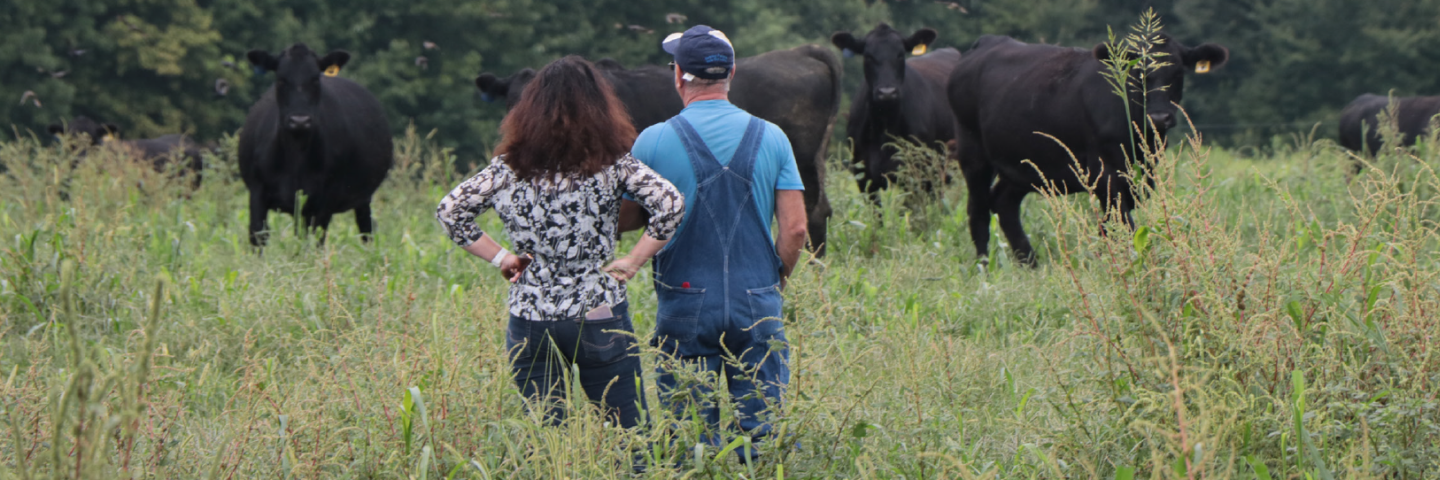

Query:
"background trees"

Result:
[[5, 0, 1438, 160]]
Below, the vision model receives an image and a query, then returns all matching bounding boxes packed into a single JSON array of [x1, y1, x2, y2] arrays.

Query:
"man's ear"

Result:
[[831, 31, 863, 58], [319, 50, 350, 74], [904, 28, 938, 51], [475, 73, 509, 102], [246, 50, 278, 71], [1183, 43, 1229, 73]]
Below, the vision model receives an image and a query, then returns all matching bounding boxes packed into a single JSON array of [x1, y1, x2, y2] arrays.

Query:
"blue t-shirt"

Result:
[[630, 100, 804, 237]]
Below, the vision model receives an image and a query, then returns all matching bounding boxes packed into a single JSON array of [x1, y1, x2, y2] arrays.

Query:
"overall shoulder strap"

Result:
[[725, 117, 767, 180], [666, 115, 722, 178]]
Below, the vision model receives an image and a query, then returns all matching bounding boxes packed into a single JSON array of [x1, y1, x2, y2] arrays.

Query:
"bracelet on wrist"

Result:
[[490, 248, 510, 268]]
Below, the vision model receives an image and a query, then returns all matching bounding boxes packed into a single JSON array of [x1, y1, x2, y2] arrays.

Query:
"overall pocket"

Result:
[[652, 283, 706, 349], [579, 315, 636, 366], [745, 284, 786, 344]]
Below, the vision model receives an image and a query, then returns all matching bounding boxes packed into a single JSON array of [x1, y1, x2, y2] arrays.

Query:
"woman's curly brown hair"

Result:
[[494, 56, 637, 180]]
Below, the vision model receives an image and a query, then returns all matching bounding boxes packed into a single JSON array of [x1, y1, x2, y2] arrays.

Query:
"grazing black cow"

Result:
[[48, 115, 205, 186], [239, 43, 393, 246], [831, 24, 960, 197], [476, 45, 842, 255], [1338, 93, 1440, 157], [948, 34, 1228, 266]]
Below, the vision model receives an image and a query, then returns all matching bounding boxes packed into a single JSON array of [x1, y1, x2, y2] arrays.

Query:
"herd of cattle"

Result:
[[41, 24, 1437, 264]]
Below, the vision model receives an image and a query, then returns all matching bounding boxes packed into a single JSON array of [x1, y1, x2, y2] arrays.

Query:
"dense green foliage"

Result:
[[8, 0, 1440, 158], [3, 117, 1439, 477]]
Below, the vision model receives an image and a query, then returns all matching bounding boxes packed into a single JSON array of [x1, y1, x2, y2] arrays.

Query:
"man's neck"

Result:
[[682, 91, 728, 107]]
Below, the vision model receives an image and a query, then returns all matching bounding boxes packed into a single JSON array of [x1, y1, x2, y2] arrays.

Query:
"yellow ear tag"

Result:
[[324, 65, 340, 77], [1195, 60, 1211, 74], [912, 44, 928, 56], [101, 133, 115, 143]]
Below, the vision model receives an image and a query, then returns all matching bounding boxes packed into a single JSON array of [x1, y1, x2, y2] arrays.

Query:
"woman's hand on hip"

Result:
[[500, 253, 533, 283], [603, 257, 643, 283]]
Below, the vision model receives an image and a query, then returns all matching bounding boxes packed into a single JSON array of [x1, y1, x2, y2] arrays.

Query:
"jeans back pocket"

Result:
[[505, 316, 534, 364], [579, 315, 635, 366]]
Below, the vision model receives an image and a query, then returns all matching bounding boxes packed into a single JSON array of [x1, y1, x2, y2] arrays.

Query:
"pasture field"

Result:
[[2, 125, 1439, 479]]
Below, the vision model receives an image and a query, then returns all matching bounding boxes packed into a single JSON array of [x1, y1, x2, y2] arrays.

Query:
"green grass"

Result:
[[2, 122, 1438, 479]]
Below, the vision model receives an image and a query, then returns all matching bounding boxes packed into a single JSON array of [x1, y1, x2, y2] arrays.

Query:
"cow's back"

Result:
[[597, 61, 682, 131], [950, 38, 1097, 132], [731, 45, 843, 162], [1339, 94, 1392, 154], [902, 48, 962, 139], [907, 48, 962, 89], [949, 36, 1114, 188], [1340, 94, 1440, 155]]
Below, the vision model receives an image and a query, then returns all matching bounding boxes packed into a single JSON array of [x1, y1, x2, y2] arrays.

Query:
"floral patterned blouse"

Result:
[[436, 154, 684, 320]]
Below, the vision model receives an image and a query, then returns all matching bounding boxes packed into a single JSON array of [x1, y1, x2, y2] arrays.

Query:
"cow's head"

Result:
[[48, 116, 118, 145], [475, 68, 537, 110], [247, 43, 350, 133], [1092, 34, 1228, 135], [832, 23, 937, 104]]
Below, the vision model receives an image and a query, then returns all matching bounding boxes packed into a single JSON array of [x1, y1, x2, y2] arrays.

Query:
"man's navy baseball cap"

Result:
[[662, 25, 735, 80]]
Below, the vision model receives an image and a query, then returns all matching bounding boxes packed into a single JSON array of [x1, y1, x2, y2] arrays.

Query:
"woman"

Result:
[[436, 56, 683, 428]]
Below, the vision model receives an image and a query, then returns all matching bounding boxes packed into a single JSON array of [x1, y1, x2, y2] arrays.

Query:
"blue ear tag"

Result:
[[843, 49, 855, 59], [252, 65, 267, 77], [480, 92, 495, 103]]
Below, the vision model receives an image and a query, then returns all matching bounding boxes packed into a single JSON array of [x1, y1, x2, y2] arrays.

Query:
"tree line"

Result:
[[6, 0, 1440, 161]]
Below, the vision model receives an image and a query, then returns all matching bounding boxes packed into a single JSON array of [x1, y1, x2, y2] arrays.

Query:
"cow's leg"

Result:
[[991, 179, 1035, 267], [1091, 160, 1136, 236], [810, 190, 832, 258], [355, 202, 375, 243], [796, 153, 830, 257], [306, 211, 335, 246], [248, 187, 269, 248], [857, 145, 889, 206], [957, 133, 995, 263]]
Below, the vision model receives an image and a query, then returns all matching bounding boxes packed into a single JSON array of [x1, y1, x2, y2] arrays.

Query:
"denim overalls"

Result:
[[651, 115, 790, 443]]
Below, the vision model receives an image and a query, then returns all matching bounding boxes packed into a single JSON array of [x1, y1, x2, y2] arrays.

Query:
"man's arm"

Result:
[[774, 189, 808, 287], [618, 199, 651, 233]]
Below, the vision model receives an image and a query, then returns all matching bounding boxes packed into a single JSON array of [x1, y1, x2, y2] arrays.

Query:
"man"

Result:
[[619, 25, 808, 459]]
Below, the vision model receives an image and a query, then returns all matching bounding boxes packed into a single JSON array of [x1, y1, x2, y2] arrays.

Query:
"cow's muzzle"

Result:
[[287, 115, 313, 131], [1148, 112, 1176, 130], [874, 87, 899, 102]]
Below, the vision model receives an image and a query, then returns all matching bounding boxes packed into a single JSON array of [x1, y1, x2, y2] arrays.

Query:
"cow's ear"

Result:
[[102, 124, 120, 136], [831, 31, 863, 58], [904, 28, 938, 53], [1183, 43, 1229, 74], [319, 50, 351, 73], [475, 73, 508, 102], [47, 124, 64, 135], [1092, 43, 1137, 63], [247, 50, 279, 71]]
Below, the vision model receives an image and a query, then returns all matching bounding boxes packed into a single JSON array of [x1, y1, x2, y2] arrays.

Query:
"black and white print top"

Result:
[[436, 154, 684, 321]]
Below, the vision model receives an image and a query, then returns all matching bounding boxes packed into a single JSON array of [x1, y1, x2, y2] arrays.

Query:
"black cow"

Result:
[[239, 43, 393, 246], [48, 115, 205, 186], [476, 45, 842, 256], [1338, 93, 1440, 157], [831, 24, 960, 197], [948, 34, 1228, 266]]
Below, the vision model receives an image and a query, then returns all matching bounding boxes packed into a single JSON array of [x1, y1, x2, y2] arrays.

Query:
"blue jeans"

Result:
[[506, 301, 646, 428]]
